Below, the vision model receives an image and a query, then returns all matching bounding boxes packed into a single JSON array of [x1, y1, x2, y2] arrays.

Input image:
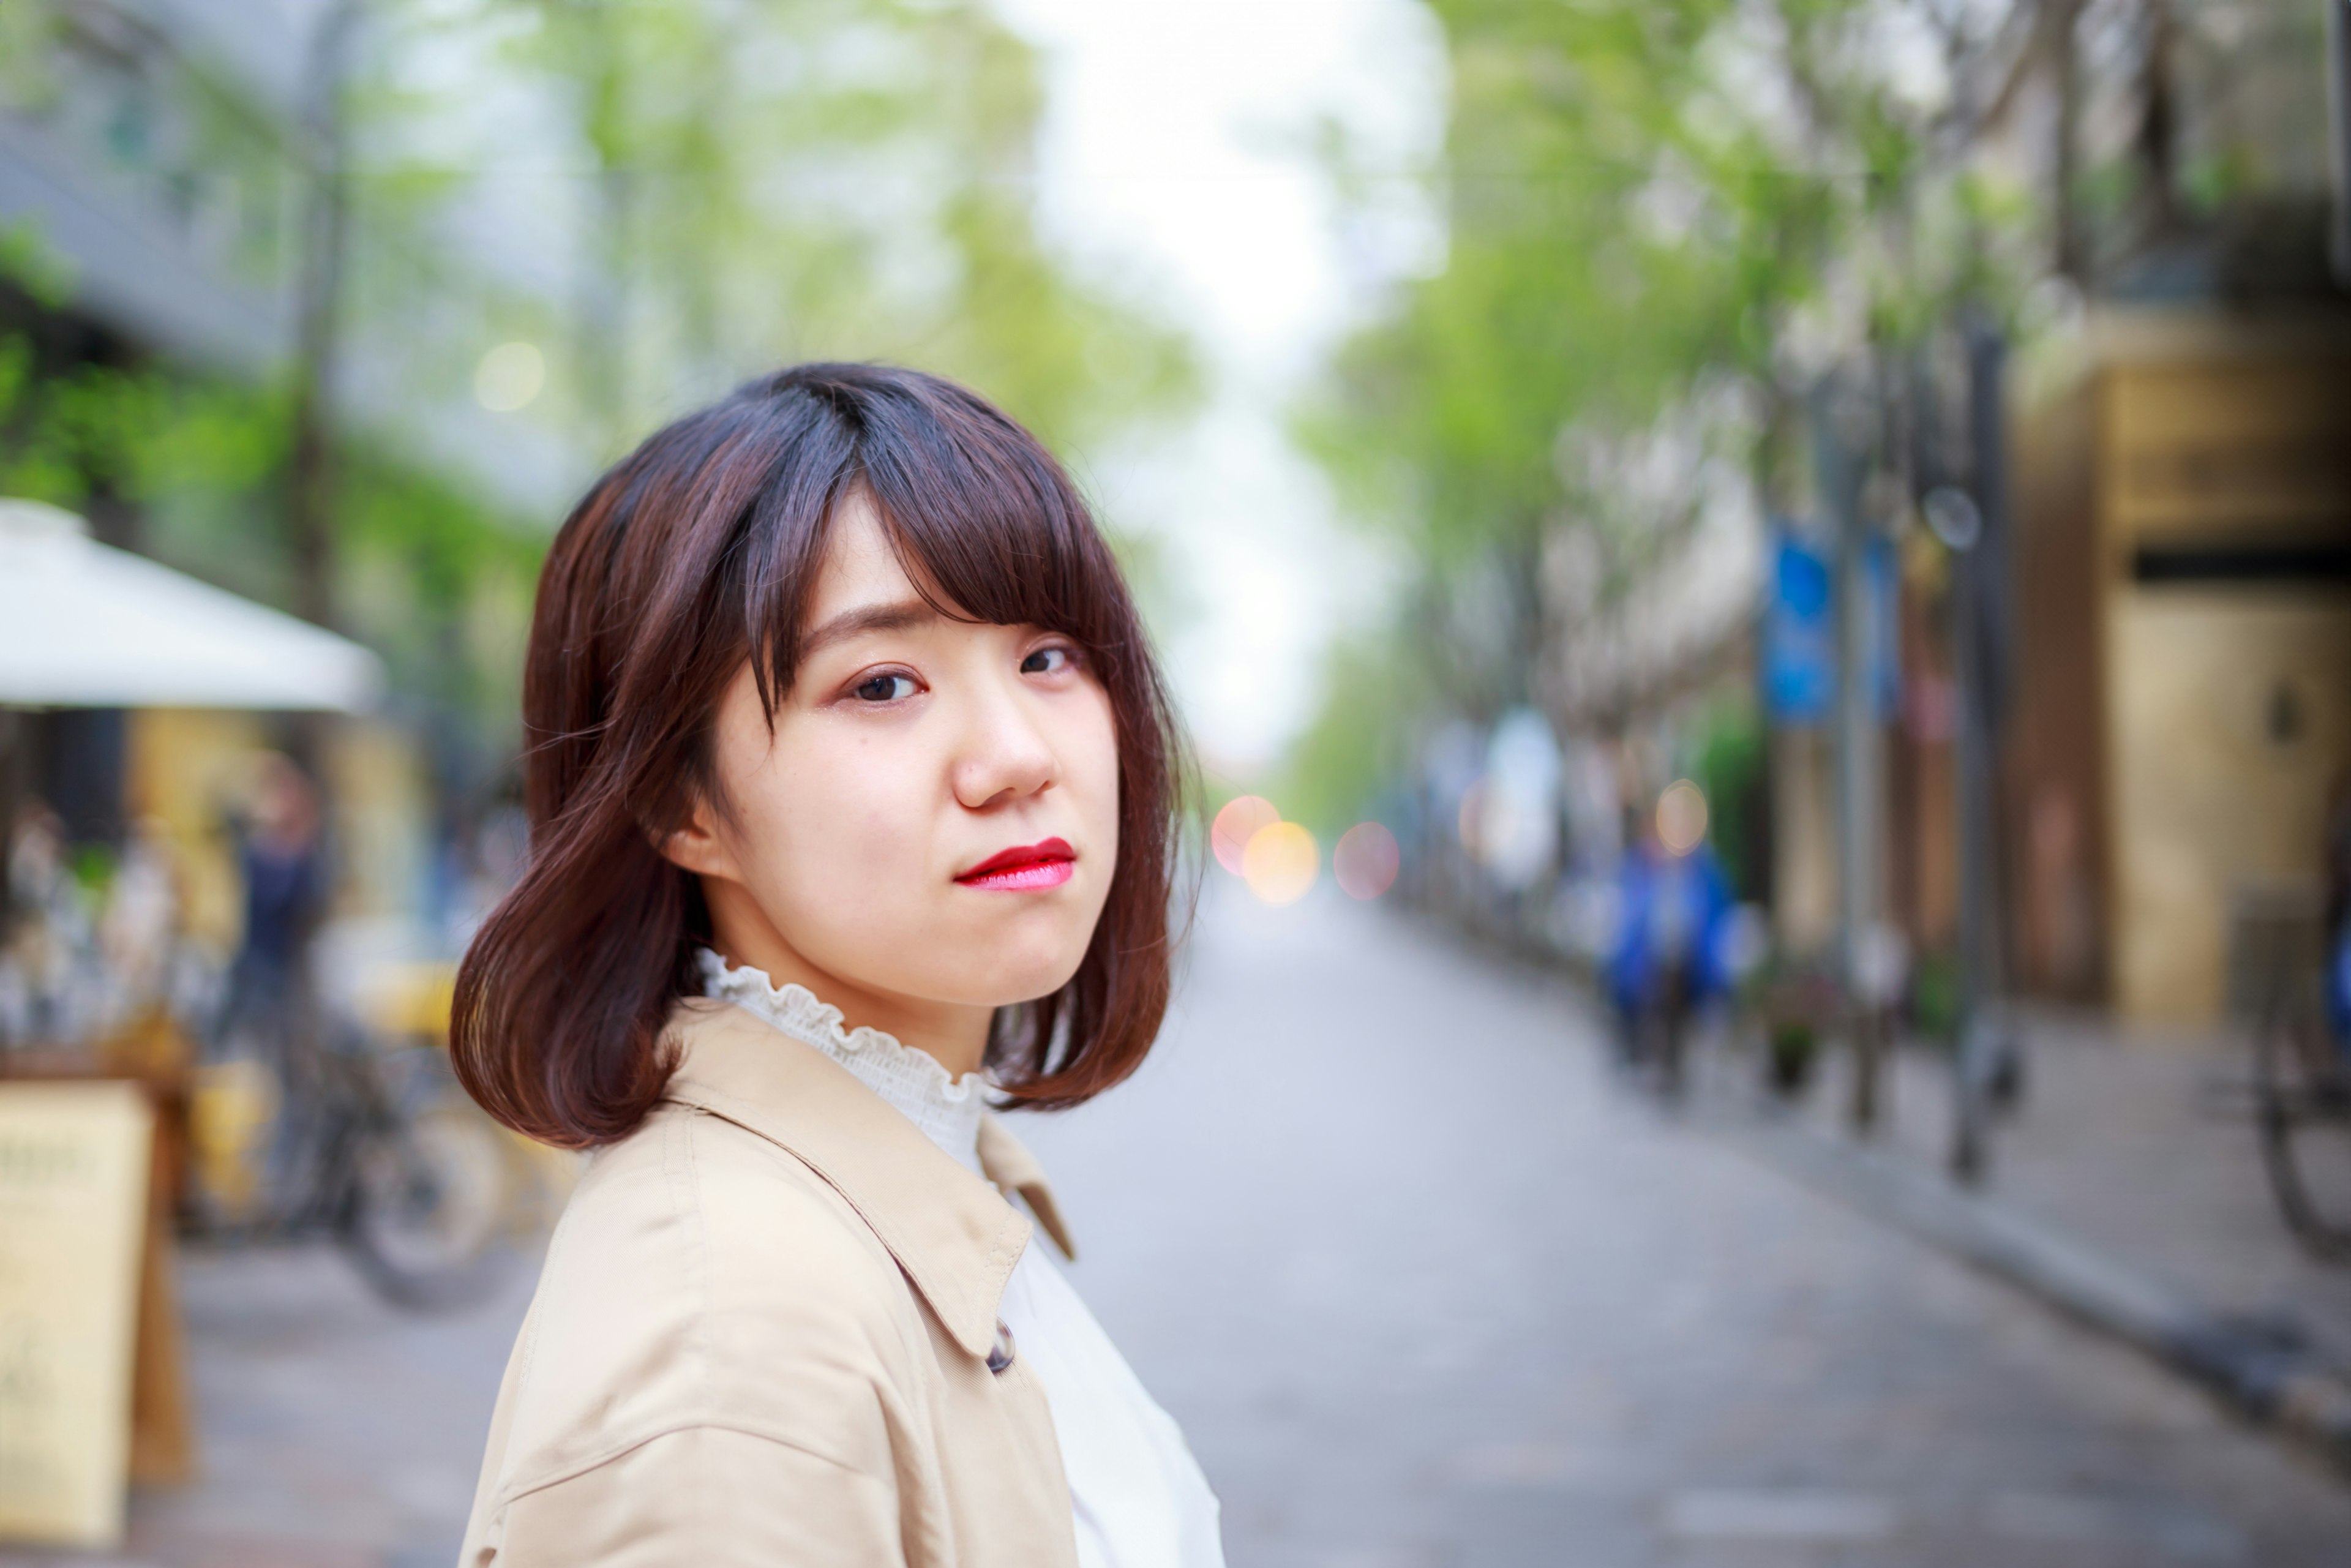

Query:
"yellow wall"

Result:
[[2098, 338, 2351, 1024], [326, 719, 430, 921], [2102, 358, 2351, 541], [124, 711, 430, 958], [2107, 594, 2351, 1021], [1771, 727, 1839, 955], [125, 710, 271, 959]]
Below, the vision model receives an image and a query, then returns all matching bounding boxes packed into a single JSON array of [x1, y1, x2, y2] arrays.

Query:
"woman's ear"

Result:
[[656, 797, 741, 882]]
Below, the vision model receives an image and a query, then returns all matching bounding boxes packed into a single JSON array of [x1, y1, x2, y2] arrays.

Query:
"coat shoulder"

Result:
[[485, 1100, 930, 1500]]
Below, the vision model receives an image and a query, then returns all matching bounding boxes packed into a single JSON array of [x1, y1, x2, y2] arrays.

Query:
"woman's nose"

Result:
[[951, 675, 1059, 810]]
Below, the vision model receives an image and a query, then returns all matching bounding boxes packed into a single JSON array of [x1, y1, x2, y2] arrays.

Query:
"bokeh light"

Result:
[[474, 342, 545, 411], [1657, 778, 1709, 856], [1333, 821, 1400, 900], [1211, 794, 1280, 875], [1241, 820, 1318, 905]]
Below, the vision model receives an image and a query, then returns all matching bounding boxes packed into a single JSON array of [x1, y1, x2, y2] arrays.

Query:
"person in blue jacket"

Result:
[[1607, 790, 1733, 1077]]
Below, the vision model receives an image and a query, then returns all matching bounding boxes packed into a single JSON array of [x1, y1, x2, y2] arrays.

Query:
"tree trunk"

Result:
[[284, 1, 361, 787], [2052, 0, 2086, 280], [285, 0, 360, 639], [2135, 0, 2178, 240]]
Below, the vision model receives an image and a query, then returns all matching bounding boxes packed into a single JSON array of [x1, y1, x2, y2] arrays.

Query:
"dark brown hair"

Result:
[[451, 363, 1188, 1148]]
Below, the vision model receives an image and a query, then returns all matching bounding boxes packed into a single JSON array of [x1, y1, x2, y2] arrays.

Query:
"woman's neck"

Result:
[[700, 882, 992, 1079]]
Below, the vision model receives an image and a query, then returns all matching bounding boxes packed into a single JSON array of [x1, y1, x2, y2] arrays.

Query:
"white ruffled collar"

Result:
[[696, 948, 988, 1174]]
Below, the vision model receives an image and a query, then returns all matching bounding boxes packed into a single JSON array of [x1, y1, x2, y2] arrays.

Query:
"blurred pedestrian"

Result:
[[99, 816, 183, 1015], [1, 802, 197, 1049], [1607, 783, 1732, 1089], [451, 365, 1221, 1566], [215, 752, 323, 1065], [0, 798, 81, 1046]]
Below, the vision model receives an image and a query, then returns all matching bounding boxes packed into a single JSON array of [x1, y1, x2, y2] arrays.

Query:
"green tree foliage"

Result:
[[0, 225, 539, 746], [1291, 0, 2037, 808], [459, 0, 1198, 459], [1270, 631, 1433, 835], [4, 0, 1197, 786], [1307, 0, 2014, 559], [1689, 697, 1765, 898], [0, 329, 539, 758]]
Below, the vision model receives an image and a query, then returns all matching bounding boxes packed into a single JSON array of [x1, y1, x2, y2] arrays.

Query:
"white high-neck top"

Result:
[[698, 951, 1224, 1568]]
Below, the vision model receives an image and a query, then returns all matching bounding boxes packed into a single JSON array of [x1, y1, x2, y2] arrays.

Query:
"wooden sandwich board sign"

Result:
[[0, 1080, 154, 1548]]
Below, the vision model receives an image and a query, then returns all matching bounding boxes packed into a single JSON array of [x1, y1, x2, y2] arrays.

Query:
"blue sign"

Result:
[[1764, 526, 1899, 726], [1766, 531, 1834, 723]]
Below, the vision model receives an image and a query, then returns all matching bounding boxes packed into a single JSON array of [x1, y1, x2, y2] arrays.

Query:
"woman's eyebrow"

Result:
[[797, 598, 943, 659]]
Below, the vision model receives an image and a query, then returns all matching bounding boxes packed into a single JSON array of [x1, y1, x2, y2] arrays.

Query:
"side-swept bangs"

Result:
[[451, 362, 1188, 1149]]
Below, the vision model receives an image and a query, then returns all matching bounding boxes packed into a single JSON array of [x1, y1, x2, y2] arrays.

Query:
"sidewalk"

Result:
[[1707, 1006, 2351, 1464]]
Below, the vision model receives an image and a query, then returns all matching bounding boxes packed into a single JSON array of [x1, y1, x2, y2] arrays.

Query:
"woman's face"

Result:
[[668, 495, 1120, 1043]]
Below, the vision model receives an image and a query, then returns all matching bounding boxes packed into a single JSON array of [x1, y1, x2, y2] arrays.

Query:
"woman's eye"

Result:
[[1021, 646, 1073, 676], [852, 672, 917, 702]]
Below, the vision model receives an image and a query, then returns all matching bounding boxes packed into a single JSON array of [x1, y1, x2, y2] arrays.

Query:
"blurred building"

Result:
[[2009, 312, 2351, 1025], [1988, 0, 2351, 1027], [1, 2, 316, 940], [1470, 0, 2351, 1036], [0, 1, 568, 957], [1810, 0, 2350, 1031], [0, 1, 578, 501]]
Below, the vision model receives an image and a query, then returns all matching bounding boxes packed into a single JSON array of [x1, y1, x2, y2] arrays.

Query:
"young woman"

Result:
[[450, 364, 1221, 1567]]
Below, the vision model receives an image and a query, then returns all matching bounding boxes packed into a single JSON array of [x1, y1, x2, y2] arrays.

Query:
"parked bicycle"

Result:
[[2251, 953, 2351, 1264], [192, 975, 533, 1310], [2222, 883, 2351, 1264]]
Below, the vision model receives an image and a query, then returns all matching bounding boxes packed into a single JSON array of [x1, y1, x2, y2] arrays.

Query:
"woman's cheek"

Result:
[[1081, 710, 1123, 853], [828, 767, 928, 916]]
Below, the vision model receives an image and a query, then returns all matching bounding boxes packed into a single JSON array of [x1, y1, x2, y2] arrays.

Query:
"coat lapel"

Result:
[[659, 997, 1030, 1361], [976, 1113, 1076, 1262]]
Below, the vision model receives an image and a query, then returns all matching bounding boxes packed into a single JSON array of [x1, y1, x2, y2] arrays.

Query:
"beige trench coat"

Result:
[[459, 998, 1083, 1566]]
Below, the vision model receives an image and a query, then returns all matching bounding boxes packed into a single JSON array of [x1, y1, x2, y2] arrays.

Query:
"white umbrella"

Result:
[[0, 498, 382, 711]]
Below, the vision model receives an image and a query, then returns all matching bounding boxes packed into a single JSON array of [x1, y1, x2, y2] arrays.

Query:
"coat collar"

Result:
[[659, 997, 1034, 1361]]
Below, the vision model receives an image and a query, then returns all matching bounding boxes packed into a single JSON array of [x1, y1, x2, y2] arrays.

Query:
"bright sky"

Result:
[[991, 0, 1446, 778]]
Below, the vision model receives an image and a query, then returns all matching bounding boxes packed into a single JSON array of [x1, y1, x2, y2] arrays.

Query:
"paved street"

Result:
[[1019, 888, 2351, 1567], [18, 887, 2351, 1566]]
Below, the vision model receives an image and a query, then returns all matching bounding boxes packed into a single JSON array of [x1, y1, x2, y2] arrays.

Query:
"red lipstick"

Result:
[[955, 837, 1076, 891]]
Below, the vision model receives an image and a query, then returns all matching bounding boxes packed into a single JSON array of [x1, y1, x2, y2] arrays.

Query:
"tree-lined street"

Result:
[[1029, 890, 2351, 1566], [26, 891, 2349, 1568]]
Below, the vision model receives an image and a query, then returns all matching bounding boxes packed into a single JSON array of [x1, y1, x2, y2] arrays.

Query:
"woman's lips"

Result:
[[955, 837, 1076, 892]]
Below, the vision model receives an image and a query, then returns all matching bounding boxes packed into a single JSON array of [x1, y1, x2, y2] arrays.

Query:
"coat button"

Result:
[[987, 1319, 1016, 1375]]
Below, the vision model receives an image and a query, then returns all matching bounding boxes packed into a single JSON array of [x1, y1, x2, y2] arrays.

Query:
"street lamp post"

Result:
[[1928, 320, 2021, 1184], [286, 0, 364, 645], [1815, 372, 1887, 1135]]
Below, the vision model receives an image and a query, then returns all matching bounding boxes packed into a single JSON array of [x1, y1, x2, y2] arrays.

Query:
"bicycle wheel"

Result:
[[342, 1100, 521, 1309], [2254, 991, 2351, 1262]]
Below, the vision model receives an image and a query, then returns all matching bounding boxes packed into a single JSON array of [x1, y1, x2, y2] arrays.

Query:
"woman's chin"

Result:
[[962, 951, 1089, 1010]]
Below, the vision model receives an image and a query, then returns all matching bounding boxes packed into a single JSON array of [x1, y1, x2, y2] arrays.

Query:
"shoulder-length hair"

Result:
[[451, 362, 1188, 1149]]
